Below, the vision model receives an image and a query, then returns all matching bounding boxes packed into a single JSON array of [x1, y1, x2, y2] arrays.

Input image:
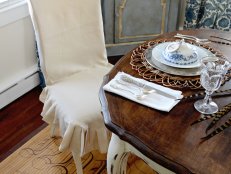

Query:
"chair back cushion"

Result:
[[27, 0, 108, 84]]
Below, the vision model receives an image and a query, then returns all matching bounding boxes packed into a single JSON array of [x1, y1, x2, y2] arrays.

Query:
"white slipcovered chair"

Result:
[[27, 0, 113, 173]]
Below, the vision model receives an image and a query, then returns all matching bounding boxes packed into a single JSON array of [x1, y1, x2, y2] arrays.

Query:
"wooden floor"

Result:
[[0, 86, 45, 162], [0, 56, 122, 162]]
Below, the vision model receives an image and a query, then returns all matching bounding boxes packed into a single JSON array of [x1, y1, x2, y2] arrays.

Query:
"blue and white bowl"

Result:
[[163, 40, 198, 66]]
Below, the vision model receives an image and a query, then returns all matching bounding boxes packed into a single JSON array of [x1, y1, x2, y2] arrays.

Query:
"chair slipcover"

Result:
[[27, 0, 113, 173]]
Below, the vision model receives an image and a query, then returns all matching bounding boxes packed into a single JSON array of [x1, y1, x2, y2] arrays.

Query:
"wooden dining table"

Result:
[[99, 29, 231, 174]]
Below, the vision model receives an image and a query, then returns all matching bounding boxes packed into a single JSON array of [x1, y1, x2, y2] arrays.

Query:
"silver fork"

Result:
[[116, 79, 155, 95], [110, 83, 147, 100], [174, 33, 210, 43]]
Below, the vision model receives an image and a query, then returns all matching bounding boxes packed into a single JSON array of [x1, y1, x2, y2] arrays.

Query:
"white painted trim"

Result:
[[0, 0, 28, 27], [0, 71, 40, 109], [0, 0, 24, 9], [0, 65, 38, 93], [178, 0, 186, 30]]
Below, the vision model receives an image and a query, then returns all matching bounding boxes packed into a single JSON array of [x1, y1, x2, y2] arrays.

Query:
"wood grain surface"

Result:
[[0, 86, 44, 161], [99, 29, 231, 174]]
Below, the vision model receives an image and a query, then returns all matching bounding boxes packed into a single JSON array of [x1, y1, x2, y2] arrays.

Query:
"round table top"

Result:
[[99, 29, 231, 174]]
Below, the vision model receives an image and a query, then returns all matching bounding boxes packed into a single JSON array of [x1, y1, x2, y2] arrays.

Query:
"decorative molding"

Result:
[[0, 1, 28, 27], [117, 0, 167, 40], [160, 0, 167, 34], [0, 67, 39, 109], [106, 40, 144, 47]]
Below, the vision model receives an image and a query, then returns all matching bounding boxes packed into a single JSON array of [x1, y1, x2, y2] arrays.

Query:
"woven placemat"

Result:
[[130, 38, 229, 89]]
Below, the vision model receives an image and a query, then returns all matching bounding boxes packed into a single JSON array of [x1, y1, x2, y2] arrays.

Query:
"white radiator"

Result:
[[0, 65, 40, 109]]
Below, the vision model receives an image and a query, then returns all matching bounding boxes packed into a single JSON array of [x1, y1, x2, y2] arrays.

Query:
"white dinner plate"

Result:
[[145, 48, 201, 76], [151, 42, 214, 69]]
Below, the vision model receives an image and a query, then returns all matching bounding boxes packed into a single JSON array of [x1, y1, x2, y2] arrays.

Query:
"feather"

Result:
[[210, 35, 231, 42], [209, 40, 231, 45], [191, 115, 214, 125], [206, 103, 231, 132], [180, 88, 231, 101], [191, 102, 231, 126], [201, 117, 231, 141]]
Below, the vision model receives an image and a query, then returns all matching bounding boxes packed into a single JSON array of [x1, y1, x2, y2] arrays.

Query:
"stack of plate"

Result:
[[145, 42, 214, 76]]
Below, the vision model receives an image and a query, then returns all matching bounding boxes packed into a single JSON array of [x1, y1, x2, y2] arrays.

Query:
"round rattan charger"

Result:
[[130, 38, 231, 89]]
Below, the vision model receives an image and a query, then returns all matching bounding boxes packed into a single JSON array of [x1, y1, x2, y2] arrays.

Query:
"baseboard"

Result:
[[0, 71, 40, 109]]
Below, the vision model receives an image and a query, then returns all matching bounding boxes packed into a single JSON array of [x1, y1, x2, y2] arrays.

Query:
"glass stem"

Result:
[[204, 91, 213, 106]]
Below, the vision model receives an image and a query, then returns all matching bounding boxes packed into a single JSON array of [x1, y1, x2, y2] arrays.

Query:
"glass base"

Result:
[[194, 99, 218, 114]]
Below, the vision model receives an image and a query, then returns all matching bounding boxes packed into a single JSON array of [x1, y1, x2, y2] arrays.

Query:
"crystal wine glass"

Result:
[[194, 56, 230, 114]]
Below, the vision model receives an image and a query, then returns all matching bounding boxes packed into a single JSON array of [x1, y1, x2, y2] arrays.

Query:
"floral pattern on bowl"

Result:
[[163, 41, 198, 65]]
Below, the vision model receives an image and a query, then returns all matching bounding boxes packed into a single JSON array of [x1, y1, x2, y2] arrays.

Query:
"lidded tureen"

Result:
[[163, 40, 198, 65]]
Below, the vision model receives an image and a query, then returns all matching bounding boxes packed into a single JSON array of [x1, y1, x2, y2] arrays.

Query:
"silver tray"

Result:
[[145, 47, 201, 77]]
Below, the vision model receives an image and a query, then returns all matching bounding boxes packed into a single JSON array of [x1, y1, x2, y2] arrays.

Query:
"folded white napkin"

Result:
[[103, 72, 183, 112]]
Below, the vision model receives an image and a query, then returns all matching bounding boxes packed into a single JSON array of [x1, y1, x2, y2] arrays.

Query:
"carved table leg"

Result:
[[107, 133, 176, 174], [107, 133, 130, 174]]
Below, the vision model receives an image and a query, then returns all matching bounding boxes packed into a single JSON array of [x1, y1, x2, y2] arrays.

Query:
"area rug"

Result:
[[0, 126, 156, 174]]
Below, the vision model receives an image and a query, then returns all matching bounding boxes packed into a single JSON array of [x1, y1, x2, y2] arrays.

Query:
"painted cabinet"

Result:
[[102, 0, 181, 56]]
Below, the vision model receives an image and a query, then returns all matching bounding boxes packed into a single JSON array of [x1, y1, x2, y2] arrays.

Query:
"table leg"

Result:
[[107, 133, 176, 174], [107, 133, 129, 174]]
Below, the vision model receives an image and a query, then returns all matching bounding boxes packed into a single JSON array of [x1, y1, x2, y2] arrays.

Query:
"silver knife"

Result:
[[120, 75, 179, 100]]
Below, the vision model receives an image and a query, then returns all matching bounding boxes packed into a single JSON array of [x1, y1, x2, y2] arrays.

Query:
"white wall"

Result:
[[0, 2, 39, 109], [0, 16, 37, 90]]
